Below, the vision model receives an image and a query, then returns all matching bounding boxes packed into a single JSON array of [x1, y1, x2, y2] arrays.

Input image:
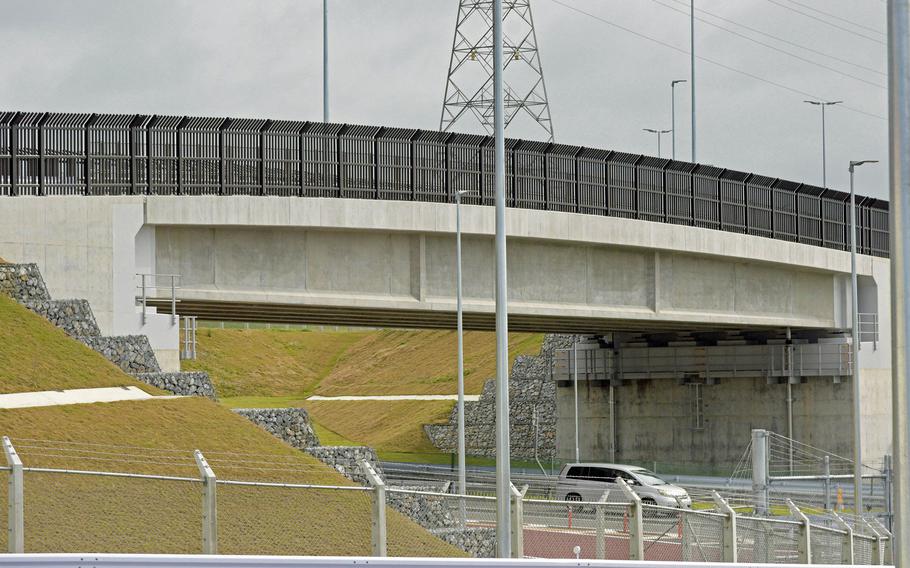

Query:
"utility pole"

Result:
[[323, 0, 329, 122], [887, 1, 910, 565], [671, 79, 686, 160], [492, 0, 512, 558]]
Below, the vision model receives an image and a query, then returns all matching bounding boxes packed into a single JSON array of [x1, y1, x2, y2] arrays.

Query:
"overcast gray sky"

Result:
[[1, 0, 889, 198]]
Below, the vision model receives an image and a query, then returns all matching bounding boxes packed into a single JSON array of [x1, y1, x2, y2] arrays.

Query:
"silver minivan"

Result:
[[554, 463, 691, 508]]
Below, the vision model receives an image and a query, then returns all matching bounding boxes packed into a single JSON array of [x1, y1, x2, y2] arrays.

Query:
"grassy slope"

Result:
[[0, 295, 160, 394], [318, 329, 545, 396], [187, 327, 544, 460], [182, 328, 371, 398], [0, 399, 461, 556], [302, 399, 454, 454], [0, 299, 461, 556], [186, 327, 544, 397]]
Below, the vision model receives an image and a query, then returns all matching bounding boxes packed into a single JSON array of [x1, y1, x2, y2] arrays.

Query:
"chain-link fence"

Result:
[[0, 437, 894, 562]]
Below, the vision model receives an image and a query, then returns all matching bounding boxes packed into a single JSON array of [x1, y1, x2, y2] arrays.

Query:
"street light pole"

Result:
[[573, 341, 579, 463], [643, 128, 672, 159], [454, 190, 470, 516], [671, 79, 687, 160], [323, 0, 329, 123], [887, 1, 910, 563], [690, 0, 696, 162], [804, 100, 842, 187], [849, 159, 878, 519], [492, 0, 512, 558]]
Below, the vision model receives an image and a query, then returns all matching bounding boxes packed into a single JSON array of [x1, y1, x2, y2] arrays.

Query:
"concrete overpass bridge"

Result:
[[0, 110, 895, 469], [0, 110, 892, 340]]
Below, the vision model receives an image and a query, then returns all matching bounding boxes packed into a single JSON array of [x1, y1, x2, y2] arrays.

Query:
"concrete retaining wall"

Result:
[[557, 375, 855, 474], [233, 408, 319, 448]]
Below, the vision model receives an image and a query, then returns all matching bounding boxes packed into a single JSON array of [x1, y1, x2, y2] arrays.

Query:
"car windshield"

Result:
[[630, 469, 667, 486]]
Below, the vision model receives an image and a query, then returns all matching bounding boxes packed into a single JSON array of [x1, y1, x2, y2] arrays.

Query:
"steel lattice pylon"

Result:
[[439, 0, 554, 141]]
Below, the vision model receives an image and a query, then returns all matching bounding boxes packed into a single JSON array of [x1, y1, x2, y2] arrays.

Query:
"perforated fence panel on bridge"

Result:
[[0, 111, 890, 258]]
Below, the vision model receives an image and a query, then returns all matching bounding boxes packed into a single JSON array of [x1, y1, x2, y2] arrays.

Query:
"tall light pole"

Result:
[[573, 341, 579, 463], [323, 0, 329, 122], [804, 100, 842, 187], [849, 159, 877, 519], [690, 0, 696, 162], [887, 0, 910, 562], [492, 0, 512, 558], [454, 189, 475, 519], [671, 79, 687, 160], [643, 128, 672, 158]]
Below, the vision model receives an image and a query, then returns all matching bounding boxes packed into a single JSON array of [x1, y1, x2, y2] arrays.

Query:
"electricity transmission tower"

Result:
[[440, 0, 554, 141]]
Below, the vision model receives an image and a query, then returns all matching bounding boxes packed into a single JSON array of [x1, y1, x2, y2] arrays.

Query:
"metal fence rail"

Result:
[[0, 436, 893, 563], [0, 111, 890, 258]]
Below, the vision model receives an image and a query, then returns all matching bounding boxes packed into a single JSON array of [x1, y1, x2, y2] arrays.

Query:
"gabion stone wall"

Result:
[[138, 372, 217, 399], [424, 334, 577, 460], [23, 299, 101, 337], [78, 335, 162, 374], [304, 446, 384, 486], [0, 262, 214, 399], [233, 408, 319, 448], [0, 263, 51, 302]]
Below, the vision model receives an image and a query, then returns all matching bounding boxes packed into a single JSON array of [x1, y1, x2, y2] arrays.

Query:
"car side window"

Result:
[[617, 470, 638, 485], [587, 467, 611, 482], [566, 466, 589, 480], [600, 468, 620, 482]]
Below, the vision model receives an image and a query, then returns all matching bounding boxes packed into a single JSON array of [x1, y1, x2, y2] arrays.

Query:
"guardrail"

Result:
[[0, 111, 890, 258], [552, 342, 854, 383]]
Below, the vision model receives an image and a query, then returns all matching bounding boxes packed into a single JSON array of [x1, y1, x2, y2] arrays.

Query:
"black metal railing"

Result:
[[0, 111, 890, 258]]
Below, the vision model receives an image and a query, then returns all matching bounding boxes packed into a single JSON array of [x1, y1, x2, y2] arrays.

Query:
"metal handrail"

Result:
[[135, 273, 180, 326], [858, 312, 879, 350]]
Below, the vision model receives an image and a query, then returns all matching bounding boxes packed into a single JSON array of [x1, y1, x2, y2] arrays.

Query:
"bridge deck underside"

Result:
[[149, 298, 817, 334]]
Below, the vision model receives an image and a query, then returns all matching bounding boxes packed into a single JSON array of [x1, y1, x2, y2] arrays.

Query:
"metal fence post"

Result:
[[617, 478, 643, 560], [361, 460, 386, 557], [787, 499, 812, 564], [862, 517, 884, 565], [823, 455, 832, 510], [171, 275, 177, 326], [140, 274, 147, 326], [595, 491, 609, 560], [712, 491, 738, 563], [832, 512, 854, 565], [752, 429, 770, 515], [509, 483, 526, 558], [194, 450, 217, 554], [872, 518, 893, 565], [2, 437, 24, 553]]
